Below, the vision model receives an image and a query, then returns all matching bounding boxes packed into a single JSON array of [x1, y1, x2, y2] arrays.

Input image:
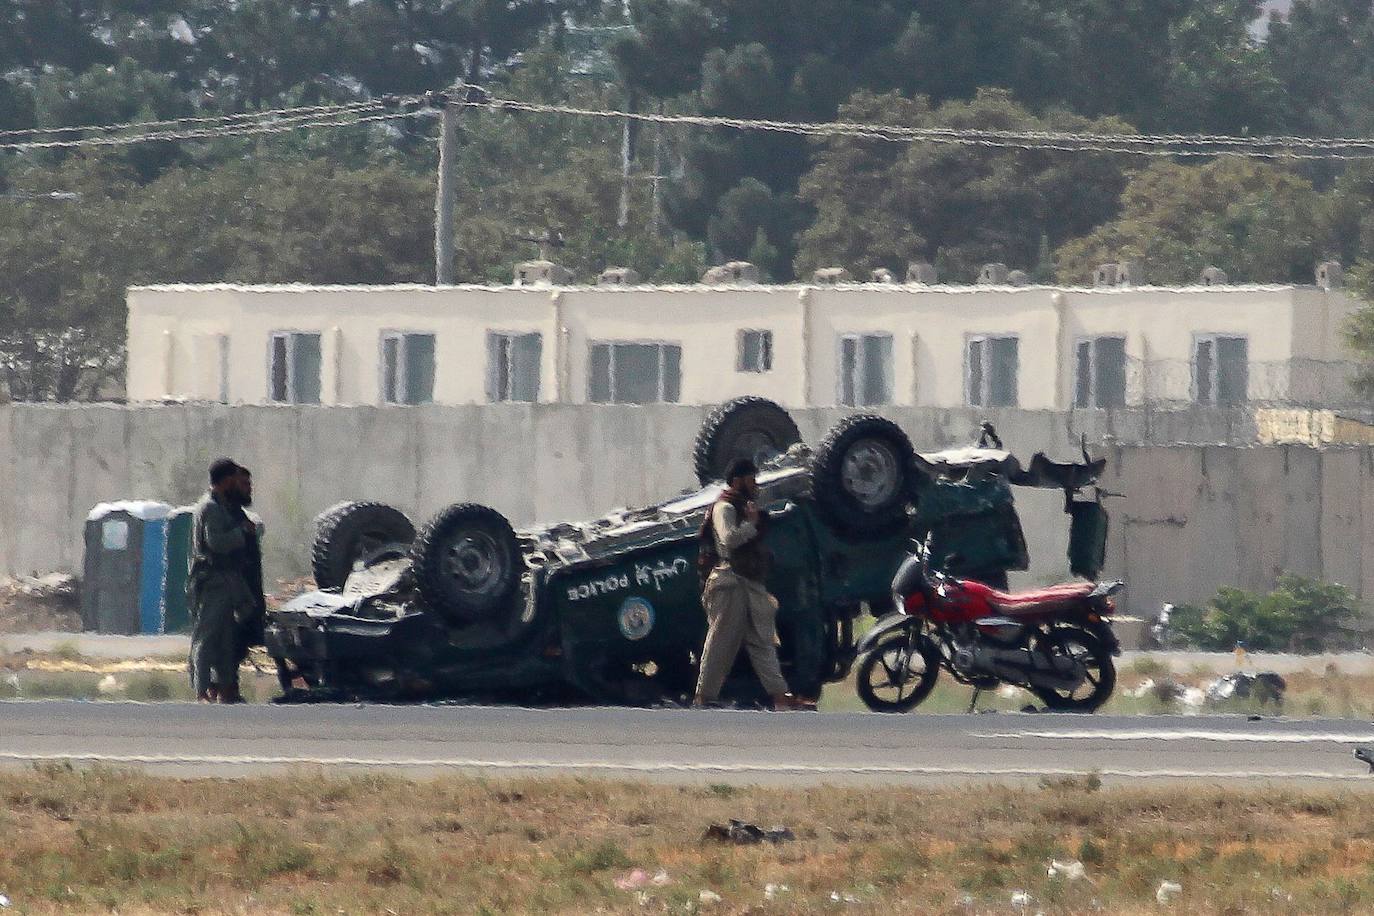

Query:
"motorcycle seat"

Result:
[[985, 581, 1096, 616]]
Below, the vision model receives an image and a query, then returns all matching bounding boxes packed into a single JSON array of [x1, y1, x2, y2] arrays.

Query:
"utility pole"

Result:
[[434, 83, 462, 285], [617, 89, 638, 229]]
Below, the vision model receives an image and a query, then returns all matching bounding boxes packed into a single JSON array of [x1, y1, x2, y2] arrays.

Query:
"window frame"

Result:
[[586, 339, 683, 404], [267, 330, 323, 405], [486, 330, 543, 403], [837, 332, 895, 407], [1073, 334, 1128, 409], [737, 328, 774, 374], [379, 330, 437, 406], [1192, 332, 1249, 406], [964, 333, 1020, 408]]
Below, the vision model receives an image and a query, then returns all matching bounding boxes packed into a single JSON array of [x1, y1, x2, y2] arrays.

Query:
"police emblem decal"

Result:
[[618, 597, 655, 641]]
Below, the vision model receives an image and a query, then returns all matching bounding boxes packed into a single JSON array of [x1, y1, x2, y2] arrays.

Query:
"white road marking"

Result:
[[976, 730, 1374, 744], [0, 751, 1367, 780]]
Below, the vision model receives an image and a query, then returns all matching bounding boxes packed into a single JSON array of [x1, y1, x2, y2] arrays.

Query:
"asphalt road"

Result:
[[4, 701, 1374, 785]]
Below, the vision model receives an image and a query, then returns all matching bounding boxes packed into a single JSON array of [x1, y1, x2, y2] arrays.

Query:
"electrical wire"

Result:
[[0, 107, 436, 152], [0, 99, 394, 140]]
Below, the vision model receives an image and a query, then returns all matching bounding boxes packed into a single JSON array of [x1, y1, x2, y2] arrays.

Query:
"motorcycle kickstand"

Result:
[[967, 687, 983, 714]]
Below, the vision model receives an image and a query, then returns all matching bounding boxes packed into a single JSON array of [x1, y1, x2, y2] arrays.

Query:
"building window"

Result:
[[269, 332, 322, 404], [738, 329, 773, 373], [838, 334, 894, 407], [380, 332, 436, 405], [487, 332, 542, 403], [588, 342, 682, 404], [966, 335, 1019, 407], [1074, 336, 1127, 408], [1194, 335, 1248, 406]]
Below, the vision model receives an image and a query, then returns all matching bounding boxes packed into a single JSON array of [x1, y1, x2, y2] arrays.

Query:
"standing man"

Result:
[[188, 458, 258, 703], [693, 458, 808, 711]]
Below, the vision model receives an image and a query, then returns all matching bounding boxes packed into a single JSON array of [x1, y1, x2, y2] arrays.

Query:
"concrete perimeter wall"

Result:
[[3, 403, 1368, 615]]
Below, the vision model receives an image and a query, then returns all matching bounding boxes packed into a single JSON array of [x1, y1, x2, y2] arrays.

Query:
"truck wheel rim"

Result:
[[441, 532, 505, 597], [841, 439, 900, 509]]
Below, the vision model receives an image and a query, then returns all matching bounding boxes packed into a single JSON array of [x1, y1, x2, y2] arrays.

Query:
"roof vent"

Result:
[[1317, 260, 1344, 289], [701, 261, 761, 285], [870, 267, 896, 284], [1200, 266, 1228, 286], [906, 262, 937, 284], [813, 267, 852, 285], [977, 263, 1009, 285], [514, 260, 573, 287], [597, 267, 641, 286], [1006, 269, 1029, 287], [1094, 263, 1119, 288]]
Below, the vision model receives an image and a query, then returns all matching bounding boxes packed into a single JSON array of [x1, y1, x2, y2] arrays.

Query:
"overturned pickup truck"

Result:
[[266, 400, 1111, 705]]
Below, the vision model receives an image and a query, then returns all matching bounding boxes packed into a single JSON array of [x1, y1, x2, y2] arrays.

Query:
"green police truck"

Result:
[[265, 399, 1109, 706]]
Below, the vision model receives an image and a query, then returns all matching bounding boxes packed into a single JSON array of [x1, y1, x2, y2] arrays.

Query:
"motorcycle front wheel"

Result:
[[1030, 627, 1116, 712], [855, 633, 941, 713]]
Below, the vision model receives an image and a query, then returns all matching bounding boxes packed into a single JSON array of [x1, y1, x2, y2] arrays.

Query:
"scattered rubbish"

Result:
[[1010, 890, 1033, 911], [1047, 859, 1087, 881], [97, 674, 124, 695], [615, 869, 670, 890], [1354, 746, 1374, 773], [829, 891, 861, 904], [634, 890, 650, 907], [1156, 881, 1182, 905], [0, 892, 10, 908], [1271, 887, 1293, 903], [1205, 672, 1286, 706], [703, 819, 795, 845], [764, 883, 789, 901], [1179, 687, 1206, 711], [698, 889, 722, 905], [1125, 677, 1156, 699]]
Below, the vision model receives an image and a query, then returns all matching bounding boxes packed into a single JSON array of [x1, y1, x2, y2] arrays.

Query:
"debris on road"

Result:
[[1205, 672, 1286, 706], [702, 819, 794, 845], [1156, 881, 1183, 905]]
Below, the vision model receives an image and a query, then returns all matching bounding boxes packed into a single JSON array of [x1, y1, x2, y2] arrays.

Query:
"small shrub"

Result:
[[1159, 575, 1361, 652], [567, 839, 631, 874]]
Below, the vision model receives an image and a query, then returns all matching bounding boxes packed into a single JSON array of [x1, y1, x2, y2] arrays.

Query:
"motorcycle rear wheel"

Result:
[[855, 633, 940, 713], [1029, 627, 1116, 712]]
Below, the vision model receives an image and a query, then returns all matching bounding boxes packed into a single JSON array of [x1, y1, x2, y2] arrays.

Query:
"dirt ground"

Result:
[[2, 766, 1374, 914]]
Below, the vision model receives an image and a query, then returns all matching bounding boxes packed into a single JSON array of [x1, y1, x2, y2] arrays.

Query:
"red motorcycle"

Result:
[[855, 541, 1123, 712]]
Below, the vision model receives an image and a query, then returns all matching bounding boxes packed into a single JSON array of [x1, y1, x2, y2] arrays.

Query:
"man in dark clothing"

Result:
[[188, 459, 260, 703], [693, 458, 807, 711]]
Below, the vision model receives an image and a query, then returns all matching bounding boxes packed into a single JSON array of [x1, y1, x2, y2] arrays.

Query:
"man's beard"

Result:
[[227, 489, 253, 508]]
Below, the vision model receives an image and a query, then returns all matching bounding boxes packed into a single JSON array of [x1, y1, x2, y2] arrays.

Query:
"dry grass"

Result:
[[2, 767, 1374, 913]]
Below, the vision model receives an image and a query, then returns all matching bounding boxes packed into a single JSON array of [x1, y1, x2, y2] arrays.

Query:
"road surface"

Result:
[[4, 701, 1374, 784]]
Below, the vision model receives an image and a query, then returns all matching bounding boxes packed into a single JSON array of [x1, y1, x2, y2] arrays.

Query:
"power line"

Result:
[[0, 99, 389, 140], [467, 93, 1374, 160], [0, 106, 435, 152], [7, 83, 1374, 160]]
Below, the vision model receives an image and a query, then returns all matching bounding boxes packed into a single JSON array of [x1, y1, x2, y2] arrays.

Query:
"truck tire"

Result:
[[693, 396, 802, 485], [810, 415, 916, 537], [311, 502, 416, 590], [411, 503, 521, 623]]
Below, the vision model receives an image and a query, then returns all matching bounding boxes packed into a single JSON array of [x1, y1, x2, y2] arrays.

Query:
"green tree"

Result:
[[1163, 574, 1361, 652], [1266, 0, 1374, 136], [796, 89, 1131, 281], [1054, 159, 1332, 285]]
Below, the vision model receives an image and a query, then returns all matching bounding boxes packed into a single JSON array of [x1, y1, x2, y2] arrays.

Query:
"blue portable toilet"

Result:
[[81, 501, 173, 634]]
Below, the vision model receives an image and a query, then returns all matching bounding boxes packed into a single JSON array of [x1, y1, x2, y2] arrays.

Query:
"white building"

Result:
[[126, 266, 1362, 410]]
